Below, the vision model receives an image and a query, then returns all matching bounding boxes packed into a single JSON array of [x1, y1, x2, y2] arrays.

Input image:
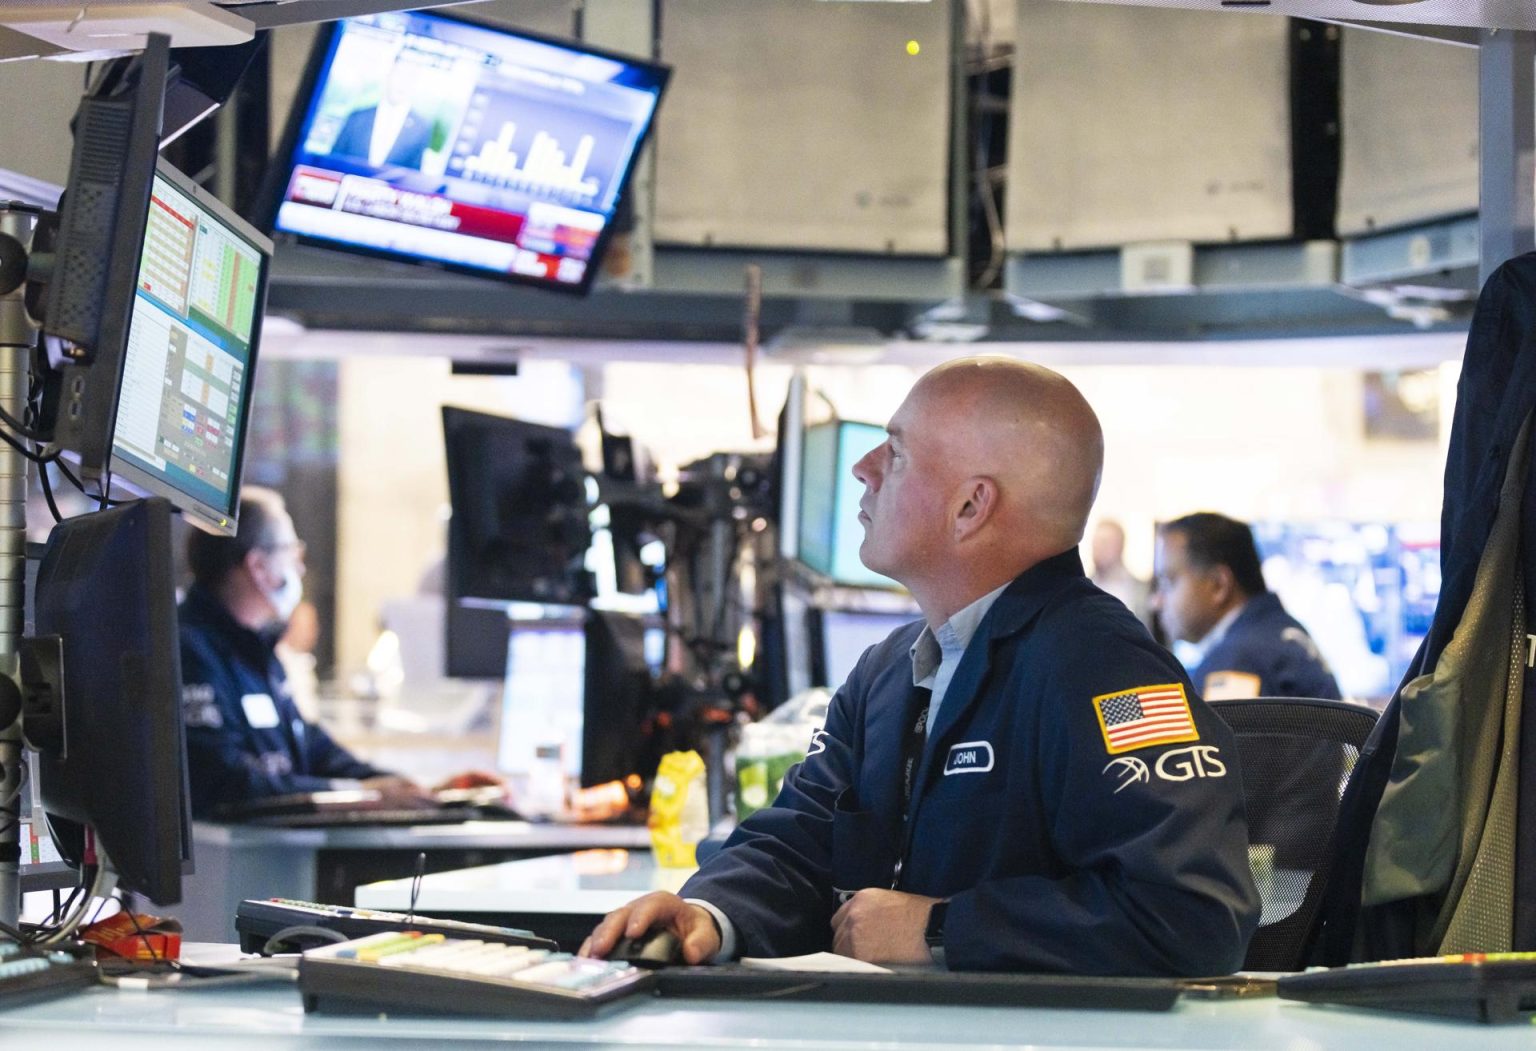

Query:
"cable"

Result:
[[39, 863, 109, 945], [123, 905, 164, 967]]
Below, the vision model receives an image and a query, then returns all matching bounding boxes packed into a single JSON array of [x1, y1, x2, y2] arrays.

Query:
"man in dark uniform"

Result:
[[181, 487, 477, 818], [582, 358, 1259, 974], [1153, 512, 1342, 702]]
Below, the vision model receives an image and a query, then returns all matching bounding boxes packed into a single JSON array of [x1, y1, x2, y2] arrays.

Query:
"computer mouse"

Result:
[[607, 929, 683, 968]]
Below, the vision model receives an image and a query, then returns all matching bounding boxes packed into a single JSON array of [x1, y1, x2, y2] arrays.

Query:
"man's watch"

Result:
[[924, 899, 950, 967]]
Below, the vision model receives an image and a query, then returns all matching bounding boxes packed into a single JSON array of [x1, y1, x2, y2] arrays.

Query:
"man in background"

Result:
[[180, 486, 495, 818], [1090, 518, 1151, 626], [1153, 511, 1341, 701], [331, 49, 436, 169]]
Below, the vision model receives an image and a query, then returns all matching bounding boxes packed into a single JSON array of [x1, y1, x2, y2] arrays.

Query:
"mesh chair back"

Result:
[[1209, 697, 1379, 972]]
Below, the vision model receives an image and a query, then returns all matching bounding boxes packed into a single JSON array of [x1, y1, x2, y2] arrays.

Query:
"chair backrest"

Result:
[[1209, 697, 1379, 972]]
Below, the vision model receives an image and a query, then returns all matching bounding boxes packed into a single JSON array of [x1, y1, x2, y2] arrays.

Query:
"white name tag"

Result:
[[241, 693, 281, 729], [943, 741, 995, 775]]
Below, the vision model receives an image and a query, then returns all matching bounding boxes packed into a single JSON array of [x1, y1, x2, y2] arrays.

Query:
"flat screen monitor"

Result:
[[817, 607, 919, 689], [798, 420, 898, 590], [107, 159, 271, 536], [496, 612, 662, 788], [496, 617, 587, 783], [1250, 520, 1440, 703], [265, 10, 670, 295], [442, 405, 593, 606], [26, 498, 192, 906]]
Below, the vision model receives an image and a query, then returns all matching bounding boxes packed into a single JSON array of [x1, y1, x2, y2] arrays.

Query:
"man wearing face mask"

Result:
[[180, 486, 430, 818]]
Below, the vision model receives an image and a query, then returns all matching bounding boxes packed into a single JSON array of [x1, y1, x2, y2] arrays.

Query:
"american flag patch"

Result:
[[1092, 683, 1199, 755]]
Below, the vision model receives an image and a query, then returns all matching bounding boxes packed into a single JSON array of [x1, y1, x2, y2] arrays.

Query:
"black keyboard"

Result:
[[0, 942, 98, 1010], [654, 965, 1182, 1011], [1278, 954, 1536, 1023], [237, 898, 559, 955], [243, 807, 474, 828], [217, 789, 517, 828], [299, 931, 654, 1020]]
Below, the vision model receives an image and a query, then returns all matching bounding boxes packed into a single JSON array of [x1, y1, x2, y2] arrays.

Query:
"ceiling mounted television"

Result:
[[263, 10, 670, 295]]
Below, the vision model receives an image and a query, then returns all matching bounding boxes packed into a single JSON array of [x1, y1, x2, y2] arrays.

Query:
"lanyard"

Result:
[[895, 685, 933, 888]]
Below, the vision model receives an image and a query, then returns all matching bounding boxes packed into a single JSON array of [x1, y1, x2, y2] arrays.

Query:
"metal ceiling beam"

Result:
[[1478, 29, 1536, 281]]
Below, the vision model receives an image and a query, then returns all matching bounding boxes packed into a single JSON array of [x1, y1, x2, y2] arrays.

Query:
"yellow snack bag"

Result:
[[648, 750, 709, 868]]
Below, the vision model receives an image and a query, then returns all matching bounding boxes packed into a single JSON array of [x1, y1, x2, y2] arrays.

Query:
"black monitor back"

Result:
[[442, 406, 593, 606], [29, 498, 191, 905], [582, 610, 651, 787]]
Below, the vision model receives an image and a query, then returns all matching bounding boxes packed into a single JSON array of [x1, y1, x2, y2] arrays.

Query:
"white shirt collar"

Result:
[[1185, 601, 1246, 668], [910, 582, 1011, 688]]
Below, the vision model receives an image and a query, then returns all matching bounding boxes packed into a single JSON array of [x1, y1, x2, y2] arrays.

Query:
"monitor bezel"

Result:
[[258, 9, 671, 298], [108, 157, 273, 537]]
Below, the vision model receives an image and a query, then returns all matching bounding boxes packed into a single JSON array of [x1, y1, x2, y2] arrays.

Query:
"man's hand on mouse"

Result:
[[580, 891, 721, 964], [830, 888, 940, 964]]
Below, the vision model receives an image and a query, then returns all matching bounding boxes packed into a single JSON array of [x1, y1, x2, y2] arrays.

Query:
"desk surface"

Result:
[[181, 821, 652, 944], [5, 974, 1533, 1050], [355, 848, 689, 915], [194, 819, 654, 852]]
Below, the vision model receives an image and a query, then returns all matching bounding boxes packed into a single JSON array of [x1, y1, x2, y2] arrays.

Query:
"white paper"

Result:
[[739, 952, 892, 974]]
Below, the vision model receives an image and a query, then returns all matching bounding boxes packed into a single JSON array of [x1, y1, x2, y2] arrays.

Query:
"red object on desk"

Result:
[[80, 912, 183, 962]]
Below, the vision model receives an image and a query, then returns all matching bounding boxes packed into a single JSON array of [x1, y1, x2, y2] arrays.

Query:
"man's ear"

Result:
[[243, 548, 269, 587], [953, 476, 999, 541], [1208, 564, 1238, 605]]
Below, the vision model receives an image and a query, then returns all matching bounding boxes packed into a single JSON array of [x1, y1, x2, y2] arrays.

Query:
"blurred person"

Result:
[[331, 49, 436, 169], [580, 357, 1258, 975], [180, 486, 498, 819], [1153, 512, 1341, 701], [1090, 518, 1151, 625]]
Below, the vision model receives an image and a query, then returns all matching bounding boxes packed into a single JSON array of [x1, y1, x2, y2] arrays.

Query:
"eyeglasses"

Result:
[[263, 538, 307, 558]]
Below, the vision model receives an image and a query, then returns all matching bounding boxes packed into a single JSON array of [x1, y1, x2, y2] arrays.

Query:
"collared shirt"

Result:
[[369, 99, 412, 167], [693, 583, 1012, 960], [909, 582, 1011, 733], [1180, 602, 1244, 673]]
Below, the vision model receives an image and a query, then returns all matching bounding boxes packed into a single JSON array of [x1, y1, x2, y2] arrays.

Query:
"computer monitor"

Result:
[[442, 405, 593, 606], [496, 610, 660, 788], [582, 610, 653, 787], [815, 607, 920, 689], [797, 419, 897, 590], [496, 615, 587, 783], [107, 159, 271, 536], [263, 10, 670, 295], [22, 498, 192, 906], [39, 34, 170, 479]]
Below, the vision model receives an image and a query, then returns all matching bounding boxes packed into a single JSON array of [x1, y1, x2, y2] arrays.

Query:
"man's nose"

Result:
[[851, 445, 882, 487]]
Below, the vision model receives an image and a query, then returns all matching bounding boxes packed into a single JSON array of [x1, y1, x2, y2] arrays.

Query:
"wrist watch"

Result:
[[924, 899, 950, 967]]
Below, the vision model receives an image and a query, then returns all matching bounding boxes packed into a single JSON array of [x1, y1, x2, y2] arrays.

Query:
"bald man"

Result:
[[584, 358, 1259, 975]]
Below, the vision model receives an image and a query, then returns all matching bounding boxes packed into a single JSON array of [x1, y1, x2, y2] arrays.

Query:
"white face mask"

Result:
[[265, 566, 304, 624]]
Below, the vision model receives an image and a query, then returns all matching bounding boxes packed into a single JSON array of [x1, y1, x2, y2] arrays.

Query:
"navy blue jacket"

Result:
[[179, 584, 385, 819], [684, 551, 1260, 975], [1191, 592, 1342, 701]]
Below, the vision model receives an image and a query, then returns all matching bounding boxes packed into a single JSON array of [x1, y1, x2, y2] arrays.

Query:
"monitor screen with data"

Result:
[[109, 159, 270, 535], [266, 10, 669, 295]]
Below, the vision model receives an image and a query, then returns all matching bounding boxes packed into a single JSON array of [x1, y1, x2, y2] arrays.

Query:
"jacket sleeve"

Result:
[[678, 656, 869, 957], [302, 719, 388, 781], [944, 629, 1261, 976], [181, 638, 374, 816]]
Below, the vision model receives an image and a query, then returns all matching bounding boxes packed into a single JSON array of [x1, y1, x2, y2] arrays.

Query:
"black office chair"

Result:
[[1208, 697, 1379, 972]]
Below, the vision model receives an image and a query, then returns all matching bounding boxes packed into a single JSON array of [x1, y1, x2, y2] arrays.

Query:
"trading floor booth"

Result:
[[1, 0, 1535, 1045]]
